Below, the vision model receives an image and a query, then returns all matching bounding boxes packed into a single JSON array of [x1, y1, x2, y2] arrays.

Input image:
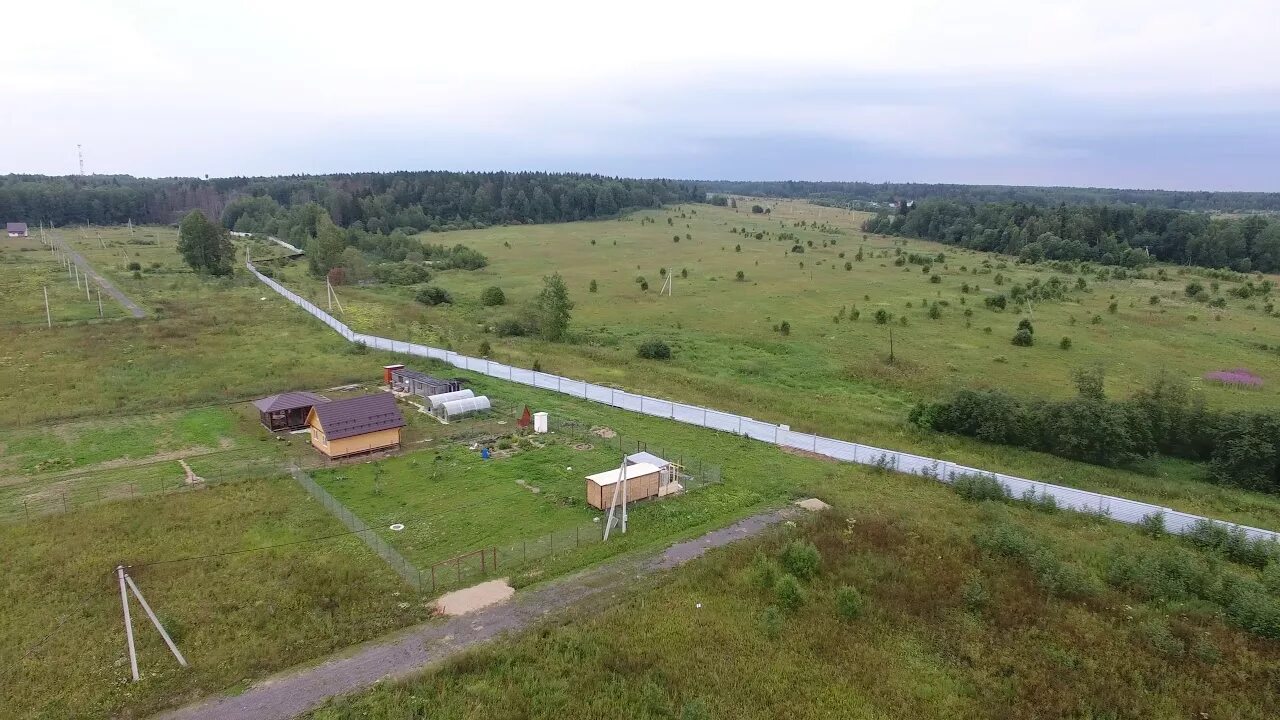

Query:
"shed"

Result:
[[626, 451, 668, 468], [390, 367, 461, 398], [427, 389, 475, 410], [307, 393, 406, 459], [253, 391, 327, 431], [436, 395, 491, 421], [584, 462, 662, 510], [6, 222, 28, 237]]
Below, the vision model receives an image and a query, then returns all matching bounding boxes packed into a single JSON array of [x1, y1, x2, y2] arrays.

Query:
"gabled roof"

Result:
[[253, 391, 326, 413], [310, 393, 405, 440], [626, 451, 668, 467], [7, 222, 28, 233], [586, 462, 660, 487]]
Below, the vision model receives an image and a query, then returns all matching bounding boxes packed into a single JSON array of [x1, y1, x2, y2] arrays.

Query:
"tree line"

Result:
[[0, 172, 703, 231], [910, 370, 1280, 494], [701, 180, 1280, 212], [864, 200, 1280, 272]]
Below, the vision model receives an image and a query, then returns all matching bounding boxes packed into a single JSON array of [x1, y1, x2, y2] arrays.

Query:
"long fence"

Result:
[[249, 261, 1280, 544]]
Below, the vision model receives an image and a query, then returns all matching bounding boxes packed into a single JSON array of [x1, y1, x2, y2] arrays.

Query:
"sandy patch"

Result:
[[590, 426, 616, 439], [435, 579, 515, 616], [794, 498, 832, 512]]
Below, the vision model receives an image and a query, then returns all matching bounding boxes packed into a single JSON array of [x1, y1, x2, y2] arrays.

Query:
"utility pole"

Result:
[[888, 327, 895, 364], [97, 288, 103, 318], [43, 286, 51, 328], [117, 566, 139, 682]]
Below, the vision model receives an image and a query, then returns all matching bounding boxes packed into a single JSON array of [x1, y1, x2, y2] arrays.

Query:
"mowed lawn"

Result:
[[0, 476, 430, 720]]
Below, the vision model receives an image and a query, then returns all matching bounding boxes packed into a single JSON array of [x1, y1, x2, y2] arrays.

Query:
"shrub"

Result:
[[636, 339, 672, 360], [874, 309, 890, 324], [775, 574, 806, 611], [929, 274, 941, 284], [639, 280, 649, 291], [835, 586, 864, 622], [126, 261, 142, 271], [928, 303, 942, 320], [750, 550, 779, 591], [961, 574, 988, 612], [1138, 511, 1166, 538], [952, 474, 1010, 502], [984, 294, 1008, 310], [477, 340, 492, 357], [589, 279, 598, 293], [415, 286, 452, 306], [1059, 336, 1072, 350], [1011, 326, 1034, 346], [844, 261, 852, 271], [759, 605, 783, 639], [495, 318, 526, 337], [480, 286, 506, 306], [735, 270, 745, 281], [778, 320, 790, 335], [1138, 618, 1184, 657], [780, 540, 821, 580]]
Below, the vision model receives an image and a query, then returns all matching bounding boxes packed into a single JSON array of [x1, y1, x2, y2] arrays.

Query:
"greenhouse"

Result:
[[426, 388, 475, 410], [436, 395, 492, 421]]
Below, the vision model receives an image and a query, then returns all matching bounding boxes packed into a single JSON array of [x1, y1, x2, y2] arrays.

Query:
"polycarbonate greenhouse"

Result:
[[437, 395, 491, 421], [426, 388, 474, 410]]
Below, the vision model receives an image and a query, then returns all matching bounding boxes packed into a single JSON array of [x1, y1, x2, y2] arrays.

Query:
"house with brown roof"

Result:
[[306, 393, 406, 459], [7, 223, 28, 237], [252, 391, 327, 431]]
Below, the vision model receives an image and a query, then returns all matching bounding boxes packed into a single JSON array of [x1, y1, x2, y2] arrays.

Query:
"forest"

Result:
[[702, 180, 1280, 212], [0, 172, 703, 231], [864, 200, 1280, 272]]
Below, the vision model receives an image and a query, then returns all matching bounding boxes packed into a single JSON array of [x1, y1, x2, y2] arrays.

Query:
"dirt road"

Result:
[[152, 509, 792, 720], [54, 230, 146, 318]]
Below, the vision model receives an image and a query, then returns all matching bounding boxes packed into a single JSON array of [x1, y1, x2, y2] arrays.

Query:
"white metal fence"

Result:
[[249, 262, 1280, 544]]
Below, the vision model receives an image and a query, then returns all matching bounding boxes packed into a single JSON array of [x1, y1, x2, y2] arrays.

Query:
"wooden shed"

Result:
[[389, 367, 461, 399], [252, 391, 326, 432], [307, 393, 406, 459], [584, 462, 662, 510]]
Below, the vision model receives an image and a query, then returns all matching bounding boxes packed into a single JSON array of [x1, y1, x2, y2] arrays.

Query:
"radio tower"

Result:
[[77, 144, 85, 176]]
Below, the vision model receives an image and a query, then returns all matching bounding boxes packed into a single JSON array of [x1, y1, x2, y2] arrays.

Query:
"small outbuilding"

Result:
[[307, 393, 406, 459], [626, 451, 683, 497], [584, 462, 662, 510], [6, 222, 28, 238], [388, 366, 461, 398], [436, 395, 491, 422], [253, 391, 327, 432]]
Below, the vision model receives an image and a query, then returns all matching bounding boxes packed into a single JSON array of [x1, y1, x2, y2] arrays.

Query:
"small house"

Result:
[[584, 462, 661, 510], [6, 222, 28, 238], [388, 366, 461, 398], [253, 391, 327, 431], [307, 393, 406, 459]]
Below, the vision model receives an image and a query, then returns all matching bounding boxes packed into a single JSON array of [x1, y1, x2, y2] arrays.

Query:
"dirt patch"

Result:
[[434, 579, 514, 616], [590, 426, 616, 439], [779, 446, 836, 463], [794, 497, 832, 512], [572, 442, 594, 451]]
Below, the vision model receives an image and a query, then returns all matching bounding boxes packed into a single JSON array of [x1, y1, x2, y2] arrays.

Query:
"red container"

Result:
[[383, 364, 404, 384]]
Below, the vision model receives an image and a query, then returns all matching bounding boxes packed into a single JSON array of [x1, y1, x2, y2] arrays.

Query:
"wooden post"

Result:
[[43, 286, 51, 328], [118, 566, 139, 682], [430, 565, 436, 593]]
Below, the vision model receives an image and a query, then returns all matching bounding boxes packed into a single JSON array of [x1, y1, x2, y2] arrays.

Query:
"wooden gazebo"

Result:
[[253, 391, 327, 432]]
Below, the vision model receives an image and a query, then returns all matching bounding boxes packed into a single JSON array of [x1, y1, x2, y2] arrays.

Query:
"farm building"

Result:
[[435, 395, 491, 422], [252, 391, 327, 431], [386, 365, 461, 398], [584, 462, 662, 510], [6, 222, 28, 237], [307, 393, 406, 459]]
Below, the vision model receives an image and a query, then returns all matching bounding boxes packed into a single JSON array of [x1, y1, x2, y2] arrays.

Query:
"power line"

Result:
[[123, 526, 381, 571]]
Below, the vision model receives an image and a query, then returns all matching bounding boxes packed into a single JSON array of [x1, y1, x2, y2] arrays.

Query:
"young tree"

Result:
[[177, 210, 234, 275], [530, 273, 573, 342], [307, 216, 346, 277]]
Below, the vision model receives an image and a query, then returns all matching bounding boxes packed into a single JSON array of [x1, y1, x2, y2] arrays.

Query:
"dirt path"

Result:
[[151, 509, 793, 720], [53, 230, 146, 318]]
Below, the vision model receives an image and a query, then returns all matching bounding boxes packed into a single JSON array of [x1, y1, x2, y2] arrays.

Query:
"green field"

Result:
[[2, 207, 1279, 717]]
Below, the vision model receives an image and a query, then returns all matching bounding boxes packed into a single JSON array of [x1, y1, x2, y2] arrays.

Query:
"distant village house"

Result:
[[7, 222, 28, 237]]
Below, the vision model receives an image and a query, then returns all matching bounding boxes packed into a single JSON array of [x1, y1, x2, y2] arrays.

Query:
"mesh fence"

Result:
[[247, 261, 1280, 544]]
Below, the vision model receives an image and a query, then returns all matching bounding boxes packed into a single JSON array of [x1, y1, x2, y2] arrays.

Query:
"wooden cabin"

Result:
[[584, 462, 662, 510], [307, 393, 406, 459], [253, 391, 326, 432]]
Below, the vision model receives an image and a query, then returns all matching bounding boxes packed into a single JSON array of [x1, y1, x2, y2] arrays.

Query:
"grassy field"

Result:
[[0, 476, 432, 720], [1, 212, 1278, 717], [0, 232, 130, 324], [305, 466, 1280, 720]]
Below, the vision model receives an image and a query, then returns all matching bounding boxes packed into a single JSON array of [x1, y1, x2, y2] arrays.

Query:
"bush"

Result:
[[774, 574, 806, 611], [477, 340, 492, 357], [961, 574, 988, 612], [835, 586, 864, 621], [750, 550, 779, 591], [1059, 336, 1072, 350], [1011, 326, 1034, 346], [759, 605, 783, 638], [495, 318, 526, 337], [1138, 511, 1166, 538], [780, 540, 821, 580], [874, 309, 890, 324], [984, 294, 1008, 310], [735, 270, 745, 281], [929, 274, 941, 284], [636, 339, 672, 360], [480, 286, 506, 306], [952, 474, 1010, 502], [589, 279, 597, 293], [778, 320, 790, 335], [126, 261, 142, 271], [415, 286, 452, 306]]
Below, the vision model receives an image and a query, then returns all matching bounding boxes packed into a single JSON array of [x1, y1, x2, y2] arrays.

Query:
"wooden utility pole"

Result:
[[43, 286, 51, 328], [97, 288, 103, 317], [117, 566, 139, 682]]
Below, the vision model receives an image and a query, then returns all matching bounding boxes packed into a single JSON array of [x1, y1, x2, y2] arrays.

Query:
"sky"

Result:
[[3, 1, 1278, 191]]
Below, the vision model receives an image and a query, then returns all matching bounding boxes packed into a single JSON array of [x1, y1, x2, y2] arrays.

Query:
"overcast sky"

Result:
[[3, 1, 1277, 190]]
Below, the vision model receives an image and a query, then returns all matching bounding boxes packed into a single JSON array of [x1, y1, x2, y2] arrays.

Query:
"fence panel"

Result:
[[246, 263, 1280, 545]]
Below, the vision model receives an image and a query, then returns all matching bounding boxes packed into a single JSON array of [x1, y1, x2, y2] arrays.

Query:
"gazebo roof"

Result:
[[253, 391, 326, 413]]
